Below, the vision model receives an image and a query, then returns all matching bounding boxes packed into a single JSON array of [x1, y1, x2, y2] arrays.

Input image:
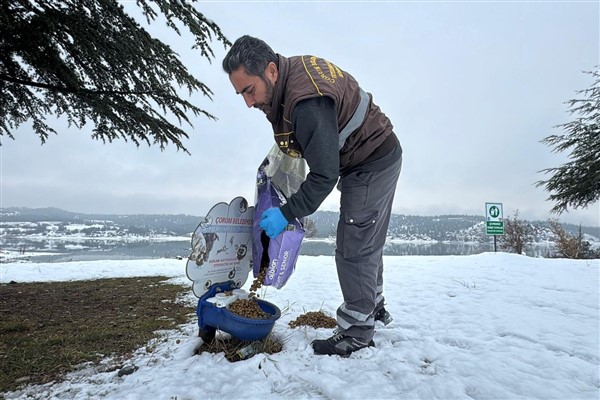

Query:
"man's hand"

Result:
[[259, 207, 288, 239]]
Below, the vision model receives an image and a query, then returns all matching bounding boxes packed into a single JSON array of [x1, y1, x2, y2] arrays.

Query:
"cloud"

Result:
[[1, 1, 598, 227]]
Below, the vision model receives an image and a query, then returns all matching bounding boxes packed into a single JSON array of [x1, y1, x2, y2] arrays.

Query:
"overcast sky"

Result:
[[1, 1, 599, 226]]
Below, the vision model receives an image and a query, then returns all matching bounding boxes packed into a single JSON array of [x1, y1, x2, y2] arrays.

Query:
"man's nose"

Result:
[[242, 93, 254, 108]]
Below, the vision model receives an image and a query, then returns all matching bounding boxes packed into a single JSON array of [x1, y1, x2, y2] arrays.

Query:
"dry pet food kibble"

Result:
[[289, 311, 337, 329], [228, 298, 269, 319]]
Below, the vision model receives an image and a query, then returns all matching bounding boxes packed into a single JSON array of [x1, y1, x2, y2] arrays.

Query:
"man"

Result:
[[223, 36, 402, 357]]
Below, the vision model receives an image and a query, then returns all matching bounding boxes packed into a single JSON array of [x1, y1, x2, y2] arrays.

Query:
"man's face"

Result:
[[229, 63, 277, 115]]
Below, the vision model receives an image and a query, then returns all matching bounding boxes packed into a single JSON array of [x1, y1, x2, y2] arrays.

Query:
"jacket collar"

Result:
[[266, 54, 288, 124]]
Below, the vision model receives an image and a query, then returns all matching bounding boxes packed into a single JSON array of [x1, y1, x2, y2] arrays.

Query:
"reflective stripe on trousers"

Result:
[[335, 153, 402, 342]]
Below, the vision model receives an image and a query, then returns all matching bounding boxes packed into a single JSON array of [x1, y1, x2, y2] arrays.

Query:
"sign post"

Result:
[[485, 202, 504, 252]]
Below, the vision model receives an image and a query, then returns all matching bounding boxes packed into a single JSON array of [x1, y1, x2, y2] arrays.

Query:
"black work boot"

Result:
[[374, 301, 393, 326], [312, 332, 375, 357]]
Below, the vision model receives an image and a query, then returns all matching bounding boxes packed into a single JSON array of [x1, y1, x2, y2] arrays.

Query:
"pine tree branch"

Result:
[[0, 73, 166, 96]]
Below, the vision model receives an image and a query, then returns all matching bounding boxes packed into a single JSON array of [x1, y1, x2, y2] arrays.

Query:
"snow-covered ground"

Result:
[[1, 253, 598, 400]]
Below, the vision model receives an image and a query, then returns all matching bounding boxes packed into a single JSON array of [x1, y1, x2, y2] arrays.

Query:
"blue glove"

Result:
[[259, 207, 288, 239]]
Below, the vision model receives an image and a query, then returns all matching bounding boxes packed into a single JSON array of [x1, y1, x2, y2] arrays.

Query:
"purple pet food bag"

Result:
[[252, 157, 305, 289]]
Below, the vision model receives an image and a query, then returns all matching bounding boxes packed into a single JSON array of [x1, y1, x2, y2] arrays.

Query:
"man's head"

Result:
[[222, 36, 279, 114]]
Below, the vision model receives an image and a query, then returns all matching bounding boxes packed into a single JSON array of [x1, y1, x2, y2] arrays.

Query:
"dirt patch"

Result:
[[0, 277, 195, 394], [195, 334, 283, 362]]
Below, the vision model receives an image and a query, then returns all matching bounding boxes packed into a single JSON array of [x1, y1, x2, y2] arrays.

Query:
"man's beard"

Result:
[[254, 76, 274, 115]]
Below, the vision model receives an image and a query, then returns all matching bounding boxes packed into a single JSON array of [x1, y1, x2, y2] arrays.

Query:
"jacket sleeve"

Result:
[[280, 96, 339, 221]]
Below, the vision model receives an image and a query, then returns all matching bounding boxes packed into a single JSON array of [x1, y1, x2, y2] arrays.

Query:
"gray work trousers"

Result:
[[335, 153, 402, 342]]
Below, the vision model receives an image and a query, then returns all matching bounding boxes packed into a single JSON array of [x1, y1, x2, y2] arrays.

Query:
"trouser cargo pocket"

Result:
[[338, 209, 379, 258]]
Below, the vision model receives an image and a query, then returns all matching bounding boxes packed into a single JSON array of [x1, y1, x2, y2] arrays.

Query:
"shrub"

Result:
[[548, 219, 600, 259], [499, 210, 533, 255]]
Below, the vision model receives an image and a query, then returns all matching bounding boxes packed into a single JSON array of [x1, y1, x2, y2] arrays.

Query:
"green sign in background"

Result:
[[485, 203, 504, 235], [486, 221, 504, 235]]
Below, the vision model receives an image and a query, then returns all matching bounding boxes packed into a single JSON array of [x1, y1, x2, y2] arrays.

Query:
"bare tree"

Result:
[[499, 210, 533, 255], [548, 219, 599, 259], [303, 217, 318, 238]]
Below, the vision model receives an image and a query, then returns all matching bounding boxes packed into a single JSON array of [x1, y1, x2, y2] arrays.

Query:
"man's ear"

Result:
[[266, 62, 278, 83]]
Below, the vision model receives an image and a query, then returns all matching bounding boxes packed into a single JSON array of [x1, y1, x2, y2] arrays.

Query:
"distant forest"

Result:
[[1, 207, 598, 243]]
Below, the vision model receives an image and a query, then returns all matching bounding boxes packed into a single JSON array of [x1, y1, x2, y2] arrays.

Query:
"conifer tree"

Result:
[[0, 0, 230, 153], [536, 68, 600, 213]]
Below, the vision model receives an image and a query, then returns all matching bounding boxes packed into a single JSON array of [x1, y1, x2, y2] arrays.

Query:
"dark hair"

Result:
[[222, 35, 278, 76]]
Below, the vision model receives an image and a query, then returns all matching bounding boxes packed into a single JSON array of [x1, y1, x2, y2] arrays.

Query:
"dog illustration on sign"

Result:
[[191, 231, 220, 266]]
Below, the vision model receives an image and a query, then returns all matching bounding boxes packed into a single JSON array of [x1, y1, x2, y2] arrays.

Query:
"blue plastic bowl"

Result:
[[197, 281, 281, 341]]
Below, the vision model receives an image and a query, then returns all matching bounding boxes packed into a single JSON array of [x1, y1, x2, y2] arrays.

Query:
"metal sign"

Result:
[[485, 202, 504, 235], [186, 197, 254, 297]]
